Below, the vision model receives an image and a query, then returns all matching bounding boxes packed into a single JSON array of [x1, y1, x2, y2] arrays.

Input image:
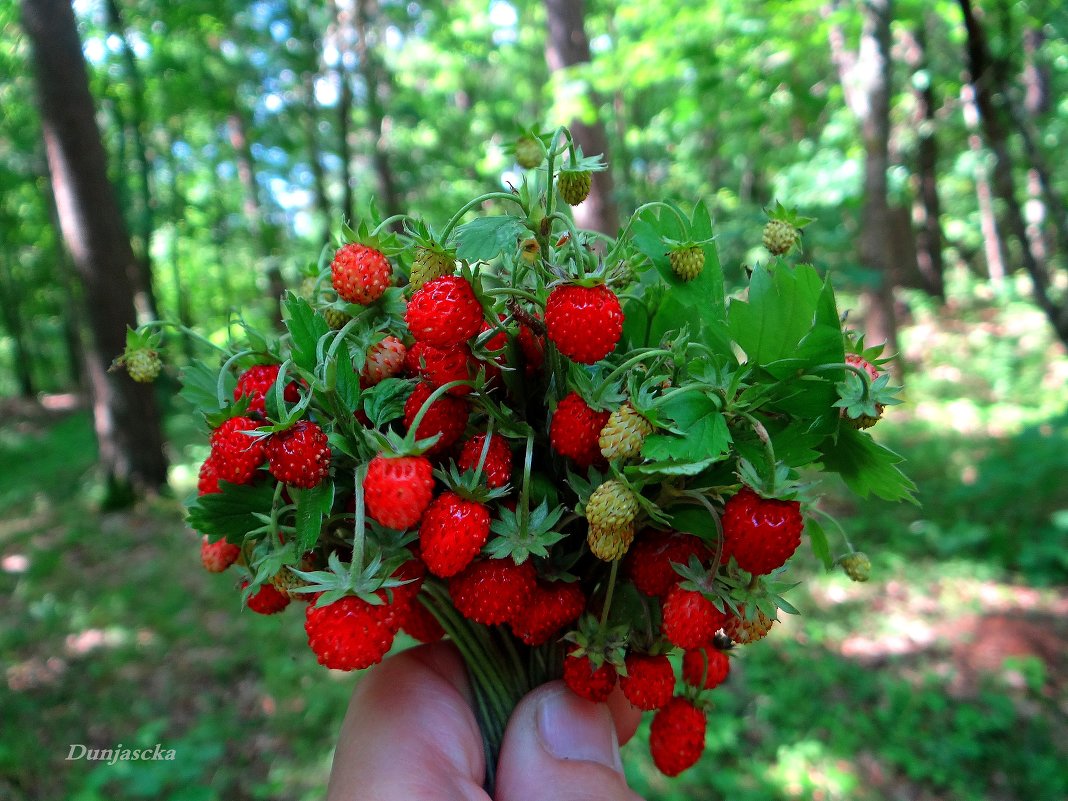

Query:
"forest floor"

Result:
[[2, 294, 1067, 801]]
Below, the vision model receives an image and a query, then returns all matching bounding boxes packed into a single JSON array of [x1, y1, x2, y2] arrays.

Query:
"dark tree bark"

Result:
[[355, 0, 402, 224], [104, 0, 158, 322], [303, 71, 334, 245], [544, 0, 620, 236], [900, 24, 945, 301], [227, 110, 286, 325], [21, 0, 168, 500], [327, 0, 357, 224], [0, 256, 36, 397], [961, 84, 1007, 284], [958, 0, 1068, 346], [827, 0, 901, 371]]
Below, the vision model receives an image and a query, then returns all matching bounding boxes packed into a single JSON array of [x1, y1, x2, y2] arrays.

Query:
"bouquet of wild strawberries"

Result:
[[120, 127, 912, 786]]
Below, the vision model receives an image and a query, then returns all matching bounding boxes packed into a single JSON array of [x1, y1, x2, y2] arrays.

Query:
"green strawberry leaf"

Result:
[[186, 481, 277, 542], [283, 292, 331, 373], [728, 262, 824, 365], [453, 216, 529, 262], [292, 481, 335, 553], [631, 203, 731, 356], [819, 427, 918, 504], [179, 360, 232, 415], [636, 391, 731, 475], [362, 378, 411, 428], [665, 507, 718, 542], [331, 352, 362, 412], [806, 517, 833, 570]]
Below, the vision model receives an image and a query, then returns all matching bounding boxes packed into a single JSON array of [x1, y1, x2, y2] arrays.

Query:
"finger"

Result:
[[495, 681, 646, 801], [605, 686, 643, 746], [327, 642, 487, 801]]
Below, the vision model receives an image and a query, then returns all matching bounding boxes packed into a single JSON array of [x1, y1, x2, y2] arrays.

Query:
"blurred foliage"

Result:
[[2, 0, 1068, 393]]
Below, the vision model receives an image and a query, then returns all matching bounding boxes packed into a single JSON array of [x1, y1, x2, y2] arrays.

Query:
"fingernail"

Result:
[[537, 688, 623, 773]]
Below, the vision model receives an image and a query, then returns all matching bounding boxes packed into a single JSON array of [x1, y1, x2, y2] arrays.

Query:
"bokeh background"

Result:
[[1, 1, 1066, 799]]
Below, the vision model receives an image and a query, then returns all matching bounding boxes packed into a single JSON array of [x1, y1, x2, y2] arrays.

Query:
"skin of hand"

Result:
[[327, 642, 646, 801]]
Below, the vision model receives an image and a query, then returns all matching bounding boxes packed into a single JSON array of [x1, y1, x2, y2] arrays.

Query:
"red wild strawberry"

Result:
[[363, 454, 435, 530], [682, 645, 730, 690], [517, 317, 545, 375], [412, 343, 476, 396], [197, 456, 222, 495], [210, 416, 266, 485], [234, 364, 301, 416], [200, 536, 240, 573], [510, 580, 585, 646], [386, 558, 427, 617], [449, 558, 536, 625], [649, 697, 707, 776], [456, 434, 513, 489], [619, 653, 676, 711], [405, 275, 483, 348], [625, 530, 713, 598], [361, 336, 407, 386], [401, 600, 445, 643], [244, 581, 291, 615], [545, 284, 623, 364], [265, 420, 331, 489], [404, 340, 427, 376], [331, 243, 393, 305], [721, 488, 803, 575], [562, 648, 617, 703], [419, 491, 491, 578], [403, 382, 470, 457], [304, 594, 397, 671], [661, 585, 728, 650], [549, 392, 609, 469]]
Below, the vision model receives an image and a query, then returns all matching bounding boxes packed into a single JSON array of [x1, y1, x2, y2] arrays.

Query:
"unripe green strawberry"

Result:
[[515, 135, 543, 169], [324, 307, 351, 330], [557, 169, 592, 205], [586, 480, 640, 531], [841, 552, 871, 582], [410, 245, 455, 291], [125, 348, 162, 383], [668, 247, 704, 281], [599, 402, 652, 462], [724, 608, 775, 645], [762, 220, 799, 255], [587, 521, 636, 561]]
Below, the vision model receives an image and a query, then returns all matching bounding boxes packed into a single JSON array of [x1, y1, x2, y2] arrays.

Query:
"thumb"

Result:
[[494, 682, 645, 801]]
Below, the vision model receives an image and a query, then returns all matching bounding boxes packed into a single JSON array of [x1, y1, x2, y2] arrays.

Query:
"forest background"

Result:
[[1, 1, 1066, 799]]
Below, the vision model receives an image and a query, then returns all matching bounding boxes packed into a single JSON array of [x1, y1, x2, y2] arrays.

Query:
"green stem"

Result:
[[545, 212, 586, 270], [739, 411, 777, 488], [441, 193, 528, 242], [138, 320, 228, 353], [808, 361, 873, 402], [599, 559, 620, 629], [216, 349, 254, 407], [482, 287, 544, 306], [348, 464, 368, 581], [371, 214, 416, 236], [405, 380, 472, 442], [597, 348, 672, 393]]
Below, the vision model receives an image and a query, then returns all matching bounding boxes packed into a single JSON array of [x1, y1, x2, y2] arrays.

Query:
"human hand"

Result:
[[327, 642, 646, 801]]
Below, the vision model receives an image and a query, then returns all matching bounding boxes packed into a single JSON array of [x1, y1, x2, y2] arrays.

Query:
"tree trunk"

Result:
[[900, 23, 945, 301], [303, 71, 333, 245], [105, 0, 158, 322], [544, 0, 619, 236], [958, 0, 1068, 346], [960, 84, 1006, 284], [21, 0, 168, 501], [227, 110, 286, 324], [355, 0, 402, 224], [0, 255, 37, 398], [827, 0, 901, 370], [328, 0, 357, 225]]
